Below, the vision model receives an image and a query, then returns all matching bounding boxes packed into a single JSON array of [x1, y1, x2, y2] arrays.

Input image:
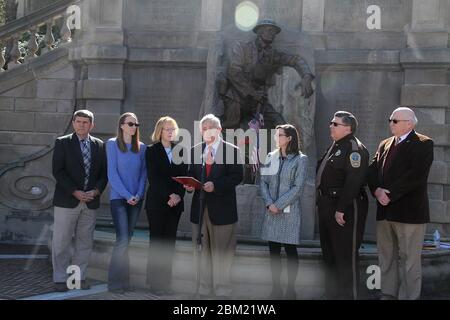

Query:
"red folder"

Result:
[[172, 176, 203, 190]]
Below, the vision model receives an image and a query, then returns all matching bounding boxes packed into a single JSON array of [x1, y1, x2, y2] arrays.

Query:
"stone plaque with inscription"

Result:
[[124, 0, 201, 30], [125, 66, 206, 145], [324, 0, 412, 32]]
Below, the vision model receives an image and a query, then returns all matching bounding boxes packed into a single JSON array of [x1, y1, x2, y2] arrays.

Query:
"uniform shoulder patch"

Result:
[[349, 152, 361, 168]]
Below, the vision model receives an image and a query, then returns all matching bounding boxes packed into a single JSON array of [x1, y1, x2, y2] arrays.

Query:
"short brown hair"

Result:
[[73, 109, 94, 123]]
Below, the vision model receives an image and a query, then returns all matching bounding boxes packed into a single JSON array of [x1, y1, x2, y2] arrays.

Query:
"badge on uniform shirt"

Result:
[[350, 152, 361, 168], [334, 150, 341, 157]]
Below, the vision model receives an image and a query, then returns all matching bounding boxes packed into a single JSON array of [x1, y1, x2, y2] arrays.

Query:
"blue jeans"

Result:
[[108, 199, 142, 290]]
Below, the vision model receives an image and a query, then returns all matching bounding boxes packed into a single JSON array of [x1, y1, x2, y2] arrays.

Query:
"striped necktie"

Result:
[[81, 139, 91, 190], [205, 145, 214, 177]]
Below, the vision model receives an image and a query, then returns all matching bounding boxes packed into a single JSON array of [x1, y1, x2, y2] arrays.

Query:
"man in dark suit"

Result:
[[184, 114, 243, 298], [368, 107, 434, 300], [52, 109, 107, 292]]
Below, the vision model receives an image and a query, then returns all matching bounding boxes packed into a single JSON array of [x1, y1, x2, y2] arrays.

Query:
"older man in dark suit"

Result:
[[368, 106, 434, 300], [51, 109, 107, 292], [184, 114, 243, 298]]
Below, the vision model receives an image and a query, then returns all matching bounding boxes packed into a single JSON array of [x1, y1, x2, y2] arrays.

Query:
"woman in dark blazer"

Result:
[[145, 116, 187, 295]]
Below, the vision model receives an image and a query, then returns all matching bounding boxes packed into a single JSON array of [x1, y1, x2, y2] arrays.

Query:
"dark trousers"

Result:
[[268, 241, 299, 291], [108, 199, 142, 290], [146, 208, 181, 291], [317, 194, 368, 299]]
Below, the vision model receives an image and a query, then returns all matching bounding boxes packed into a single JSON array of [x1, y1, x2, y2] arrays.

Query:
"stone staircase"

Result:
[[86, 230, 450, 299]]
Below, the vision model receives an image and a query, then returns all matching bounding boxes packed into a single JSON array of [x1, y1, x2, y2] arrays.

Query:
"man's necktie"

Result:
[[81, 139, 91, 190], [315, 142, 335, 189], [205, 145, 214, 177]]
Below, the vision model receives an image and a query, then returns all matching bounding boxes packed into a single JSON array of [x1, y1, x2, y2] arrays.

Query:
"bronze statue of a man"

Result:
[[218, 19, 315, 130]]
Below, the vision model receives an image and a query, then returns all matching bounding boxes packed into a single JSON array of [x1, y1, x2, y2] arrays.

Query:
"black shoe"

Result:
[[379, 293, 396, 300], [54, 282, 68, 292], [150, 288, 167, 296], [124, 286, 136, 292], [284, 288, 297, 300], [80, 280, 91, 290], [198, 293, 216, 300], [268, 287, 283, 299], [108, 288, 125, 294], [150, 287, 174, 295], [163, 289, 174, 295]]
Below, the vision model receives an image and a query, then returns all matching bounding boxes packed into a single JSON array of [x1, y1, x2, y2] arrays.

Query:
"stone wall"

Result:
[[0, 0, 449, 243], [0, 46, 77, 242]]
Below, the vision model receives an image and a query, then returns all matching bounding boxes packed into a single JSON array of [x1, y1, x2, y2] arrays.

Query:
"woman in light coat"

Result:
[[260, 124, 308, 300]]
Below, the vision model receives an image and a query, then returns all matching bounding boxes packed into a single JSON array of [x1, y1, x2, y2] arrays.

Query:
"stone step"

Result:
[[86, 230, 450, 299]]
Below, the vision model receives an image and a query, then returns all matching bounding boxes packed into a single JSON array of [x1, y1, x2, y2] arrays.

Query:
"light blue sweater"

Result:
[[106, 138, 147, 201]]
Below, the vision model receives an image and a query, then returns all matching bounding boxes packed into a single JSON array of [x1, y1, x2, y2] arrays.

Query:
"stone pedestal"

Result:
[[1, 0, 450, 243]]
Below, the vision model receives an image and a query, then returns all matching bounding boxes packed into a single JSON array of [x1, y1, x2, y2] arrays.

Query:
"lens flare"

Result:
[[235, 1, 259, 32]]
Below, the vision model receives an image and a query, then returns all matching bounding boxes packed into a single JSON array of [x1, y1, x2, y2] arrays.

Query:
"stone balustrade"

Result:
[[0, 0, 79, 71]]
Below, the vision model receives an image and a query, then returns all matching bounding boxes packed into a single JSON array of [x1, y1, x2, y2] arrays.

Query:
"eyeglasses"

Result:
[[330, 121, 350, 127], [125, 122, 140, 127], [389, 119, 410, 124]]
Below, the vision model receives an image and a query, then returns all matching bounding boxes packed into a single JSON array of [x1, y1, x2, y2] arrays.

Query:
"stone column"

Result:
[[302, 0, 325, 32], [200, 0, 223, 31], [408, 0, 449, 48], [70, 0, 126, 136], [301, 0, 326, 49], [69, 0, 127, 219], [401, 0, 450, 235]]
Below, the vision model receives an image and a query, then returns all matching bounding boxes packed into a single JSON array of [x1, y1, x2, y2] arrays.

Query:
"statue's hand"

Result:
[[299, 74, 314, 98]]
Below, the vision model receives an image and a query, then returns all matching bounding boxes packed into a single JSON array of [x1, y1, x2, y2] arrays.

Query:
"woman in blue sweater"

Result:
[[106, 112, 147, 293]]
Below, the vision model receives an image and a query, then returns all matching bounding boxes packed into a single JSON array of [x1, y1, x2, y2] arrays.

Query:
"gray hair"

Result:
[[392, 106, 418, 125], [334, 110, 358, 133], [199, 114, 222, 129]]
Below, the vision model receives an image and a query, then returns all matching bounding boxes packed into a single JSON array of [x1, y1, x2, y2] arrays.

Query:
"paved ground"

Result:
[[1, 243, 449, 300], [0, 243, 191, 300]]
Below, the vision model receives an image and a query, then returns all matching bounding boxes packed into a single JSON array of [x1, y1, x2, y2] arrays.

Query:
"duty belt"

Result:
[[317, 188, 341, 198]]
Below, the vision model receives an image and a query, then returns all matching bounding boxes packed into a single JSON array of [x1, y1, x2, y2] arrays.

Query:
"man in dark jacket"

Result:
[[316, 111, 369, 300], [368, 107, 433, 300], [185, 114, 243, 298], [51, 110, 107, 291]]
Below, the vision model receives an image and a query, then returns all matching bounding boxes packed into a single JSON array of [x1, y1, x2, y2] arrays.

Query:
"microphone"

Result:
[[200, 150, 206, 185]]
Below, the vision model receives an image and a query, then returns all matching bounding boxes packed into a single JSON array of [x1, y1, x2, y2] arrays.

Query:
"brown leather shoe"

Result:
[[54, 282, 68, 292], [380, 294, 396, 300]]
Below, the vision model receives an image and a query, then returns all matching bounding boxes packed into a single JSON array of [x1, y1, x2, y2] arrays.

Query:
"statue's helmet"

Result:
[[252, 19, 281, 34]]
